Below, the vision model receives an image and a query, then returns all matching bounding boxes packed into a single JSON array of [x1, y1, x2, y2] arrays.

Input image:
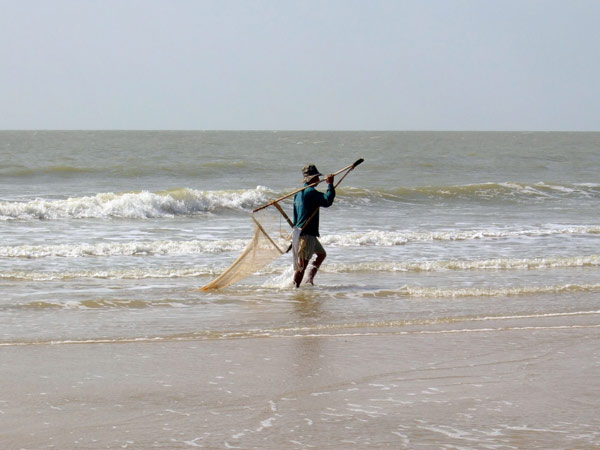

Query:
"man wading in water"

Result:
[[292, 164, 335, 288]]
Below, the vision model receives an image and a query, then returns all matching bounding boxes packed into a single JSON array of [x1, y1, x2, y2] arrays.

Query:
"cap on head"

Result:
[[302, 164, 323, 183]]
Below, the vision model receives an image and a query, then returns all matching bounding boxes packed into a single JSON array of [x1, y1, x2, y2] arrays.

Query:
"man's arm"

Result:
[[319, 174, 335, 207], [292, 193, 299, 226]]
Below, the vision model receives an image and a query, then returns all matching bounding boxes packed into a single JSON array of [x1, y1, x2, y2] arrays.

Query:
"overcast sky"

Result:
[[1, 0, 598, 131]]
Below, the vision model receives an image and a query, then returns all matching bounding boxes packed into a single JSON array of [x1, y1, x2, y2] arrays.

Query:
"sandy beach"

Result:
[[2, 314, 599, 449]]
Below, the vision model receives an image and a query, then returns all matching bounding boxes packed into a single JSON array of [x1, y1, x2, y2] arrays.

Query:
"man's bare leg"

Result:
[[294, 259, 309, 288], [306, 252, 326, 285]]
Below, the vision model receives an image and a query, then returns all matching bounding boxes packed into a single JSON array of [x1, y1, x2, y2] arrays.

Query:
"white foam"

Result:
[[0, 267, 215, 282], [0, 239, 248, 258], [0, 187, 273, 220], [321, 226, 600, 247], [3, 225, 599, 259], [261, 266, 296, 289], [387, 283, 600, 298], [3, 254, 600, 282], [327, 255, 600, 273]]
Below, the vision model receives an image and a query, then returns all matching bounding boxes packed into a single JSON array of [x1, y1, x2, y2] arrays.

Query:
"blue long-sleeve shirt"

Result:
[[293, 183, 335, 237]]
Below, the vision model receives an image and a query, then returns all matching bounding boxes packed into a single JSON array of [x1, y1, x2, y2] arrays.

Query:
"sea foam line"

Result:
[[2, 226, 599, 258], [371, 283, 600, 298], [256, 310, 600, 335], [3, 324, 600, 347], [328, 255, 600, 273], [0, 239, 248, 258], [321, 226, 600, 246], [0, 267, 216, 282], [3, 255, 600, 281]]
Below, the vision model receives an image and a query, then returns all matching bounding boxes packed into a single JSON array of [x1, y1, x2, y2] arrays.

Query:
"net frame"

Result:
[[200, 203, 291, 290]]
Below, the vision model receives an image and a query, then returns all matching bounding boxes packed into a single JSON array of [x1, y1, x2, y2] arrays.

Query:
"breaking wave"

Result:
[[0, 187, 274, 220], [3, 181, 598, 221]]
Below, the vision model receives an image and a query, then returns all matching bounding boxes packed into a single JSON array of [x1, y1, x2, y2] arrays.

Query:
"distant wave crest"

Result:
[[338, 182, 600, 203]]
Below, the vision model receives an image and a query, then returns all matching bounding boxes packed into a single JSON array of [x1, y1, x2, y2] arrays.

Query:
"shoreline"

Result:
[[1, 319, 598, 449]]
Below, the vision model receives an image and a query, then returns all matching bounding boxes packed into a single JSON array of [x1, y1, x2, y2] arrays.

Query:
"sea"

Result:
[[1, 130, 599, 448]]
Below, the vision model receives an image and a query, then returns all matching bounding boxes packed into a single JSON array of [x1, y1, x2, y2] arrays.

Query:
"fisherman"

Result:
[[292, 164, 335, 287]]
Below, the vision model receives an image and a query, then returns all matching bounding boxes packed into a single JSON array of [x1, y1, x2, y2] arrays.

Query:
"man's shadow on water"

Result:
[[288, 291, 327, 381], [292, 289, 322, 319]]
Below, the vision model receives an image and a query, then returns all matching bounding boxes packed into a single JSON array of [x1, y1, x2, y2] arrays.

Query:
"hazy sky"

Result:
[[1, 0, 598, 130]]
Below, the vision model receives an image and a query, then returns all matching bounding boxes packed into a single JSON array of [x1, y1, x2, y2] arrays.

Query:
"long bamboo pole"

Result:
[[252, 158, 364, 213]]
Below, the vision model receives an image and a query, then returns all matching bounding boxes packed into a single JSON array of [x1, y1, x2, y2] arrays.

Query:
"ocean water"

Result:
[[1, 130, 599, 339], [1, 131, 599, 447]]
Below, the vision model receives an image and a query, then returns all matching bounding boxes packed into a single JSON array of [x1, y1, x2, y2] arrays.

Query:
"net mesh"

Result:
[[201, 204, 291, 290]]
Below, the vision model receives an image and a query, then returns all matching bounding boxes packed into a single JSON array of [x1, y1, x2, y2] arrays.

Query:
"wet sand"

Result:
[[1, 319, 599, 449]]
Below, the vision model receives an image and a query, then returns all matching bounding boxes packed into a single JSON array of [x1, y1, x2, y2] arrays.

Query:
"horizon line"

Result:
[[1, 128, 598, 133]]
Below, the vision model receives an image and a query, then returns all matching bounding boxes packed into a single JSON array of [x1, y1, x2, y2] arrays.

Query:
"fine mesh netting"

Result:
[[201, 204, 291, 290]]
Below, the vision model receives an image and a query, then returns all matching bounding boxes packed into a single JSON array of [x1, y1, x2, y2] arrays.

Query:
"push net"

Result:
[[201, 203, 292, 290], [201, 158, 363, 290]]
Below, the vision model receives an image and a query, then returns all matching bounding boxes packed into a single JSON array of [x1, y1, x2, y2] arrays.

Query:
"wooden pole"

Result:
[[253, 158, 364, 213]]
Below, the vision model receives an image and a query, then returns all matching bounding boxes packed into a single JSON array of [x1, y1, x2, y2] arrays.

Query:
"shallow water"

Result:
[[1, 131, 599, 344]]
